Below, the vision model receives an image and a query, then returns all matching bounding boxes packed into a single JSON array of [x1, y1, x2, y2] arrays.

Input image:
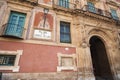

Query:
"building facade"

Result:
[[0, 0, 120, 80]]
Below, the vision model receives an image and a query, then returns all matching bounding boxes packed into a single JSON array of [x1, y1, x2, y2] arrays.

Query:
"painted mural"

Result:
[[33, 12, 53, 29]]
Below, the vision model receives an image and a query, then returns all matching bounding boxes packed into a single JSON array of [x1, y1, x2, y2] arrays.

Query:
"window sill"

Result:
[[57, 66, 77, 72], [0, 66, 20, 72]]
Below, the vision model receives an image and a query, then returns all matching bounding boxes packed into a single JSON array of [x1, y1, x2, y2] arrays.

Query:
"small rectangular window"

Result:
[[0, 55, 16, 66], [60, 21, 71, 43]]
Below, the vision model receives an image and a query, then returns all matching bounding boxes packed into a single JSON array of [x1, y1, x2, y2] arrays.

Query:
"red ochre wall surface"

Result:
[[0, 41, 76, 73]]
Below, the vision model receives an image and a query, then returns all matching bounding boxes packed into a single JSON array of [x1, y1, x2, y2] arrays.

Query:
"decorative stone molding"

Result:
[[80, 41, 90, 48], [106, 0, 120, 7], [0, 50, 23, 72], [57, 53, 77, 72]]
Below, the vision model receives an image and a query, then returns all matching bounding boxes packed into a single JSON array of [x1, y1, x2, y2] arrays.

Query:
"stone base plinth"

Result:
[[2, 72, 96, 80]]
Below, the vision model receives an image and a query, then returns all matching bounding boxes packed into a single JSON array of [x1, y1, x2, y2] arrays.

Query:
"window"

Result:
[[59, 0, 69, 8], [0, 50, 23, 72], [110, 9, 119, 20], [60, 21, 71, 43], [0, 55, 16, 66], [57, 53, 76, 71], [87, 2, 96, 13], [4, 11, 26, 38]]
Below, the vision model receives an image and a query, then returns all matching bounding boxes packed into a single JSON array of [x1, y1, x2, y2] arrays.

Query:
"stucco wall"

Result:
[[0, 40, 76, 72]]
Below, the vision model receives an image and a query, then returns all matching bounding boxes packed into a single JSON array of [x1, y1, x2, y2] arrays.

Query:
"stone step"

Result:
[[96, 76, 113, 80]]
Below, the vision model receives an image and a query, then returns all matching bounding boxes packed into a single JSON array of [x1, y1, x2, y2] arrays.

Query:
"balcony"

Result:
[[74, 5, 113, 21], [53, 1, 120, 24], [84, 5, 120, 24], [53, 0, 76, 13], [1, 23, 24, 39], [85, 5, 112, 18]]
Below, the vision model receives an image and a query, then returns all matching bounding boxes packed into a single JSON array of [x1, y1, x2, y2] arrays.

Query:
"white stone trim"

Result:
[[0, 50, 23, 72], [57, 53, 77, 72], [57, 66, 77, 72]]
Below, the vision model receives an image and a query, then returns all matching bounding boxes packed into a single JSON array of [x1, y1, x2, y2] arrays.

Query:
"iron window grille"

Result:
[[0, 55, 16, 66]]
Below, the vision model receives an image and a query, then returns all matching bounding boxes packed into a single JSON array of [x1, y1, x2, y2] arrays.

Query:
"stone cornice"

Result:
[[7, 0, 34, 8], [106, 0, 120, 7]]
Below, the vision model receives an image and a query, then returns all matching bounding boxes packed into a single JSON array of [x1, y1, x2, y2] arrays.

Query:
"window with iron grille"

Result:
[[60, 21, 71, 43], [0, 55, 16, 66]]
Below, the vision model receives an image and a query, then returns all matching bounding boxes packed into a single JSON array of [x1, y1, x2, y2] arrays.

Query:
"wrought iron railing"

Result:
[[53, 0, 76, 10], [85, 5, 112, 18], [1, 23, 24, 38], [1, 23, 7, 35]]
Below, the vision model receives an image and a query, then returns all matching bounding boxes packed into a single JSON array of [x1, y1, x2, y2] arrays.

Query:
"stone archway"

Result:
[[89, 36, 114, 80]]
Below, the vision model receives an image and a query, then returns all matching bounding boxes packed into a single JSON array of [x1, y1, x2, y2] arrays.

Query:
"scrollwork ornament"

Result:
[[81, 42, 88, 48]]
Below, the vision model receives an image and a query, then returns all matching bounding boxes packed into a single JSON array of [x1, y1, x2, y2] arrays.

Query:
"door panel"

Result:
[[90, 36, 114, 80]]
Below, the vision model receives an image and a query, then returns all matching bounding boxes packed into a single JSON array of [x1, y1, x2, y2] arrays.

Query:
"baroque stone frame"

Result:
[[57, 53, 77, 72], [0, 50, 23, 72], [87, 28, 118, 79]]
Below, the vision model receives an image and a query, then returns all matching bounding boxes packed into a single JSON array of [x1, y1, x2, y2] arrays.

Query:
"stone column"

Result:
[[77, 42, 95, 80]]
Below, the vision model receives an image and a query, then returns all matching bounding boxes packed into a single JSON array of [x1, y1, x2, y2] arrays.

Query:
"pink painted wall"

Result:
[[0, 41, 76, 73]]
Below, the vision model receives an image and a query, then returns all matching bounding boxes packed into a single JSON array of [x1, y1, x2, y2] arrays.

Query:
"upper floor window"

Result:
[[110, 9, 119, 20], [59, 0, 69, 8], [3, 11, 26, 38], [60, 21, 71, 43], [87, 2, 96, 13], [0, 55, 16, 66]]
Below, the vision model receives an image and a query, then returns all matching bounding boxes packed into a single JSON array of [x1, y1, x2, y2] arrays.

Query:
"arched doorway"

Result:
[[89, 36, 114, 80]]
